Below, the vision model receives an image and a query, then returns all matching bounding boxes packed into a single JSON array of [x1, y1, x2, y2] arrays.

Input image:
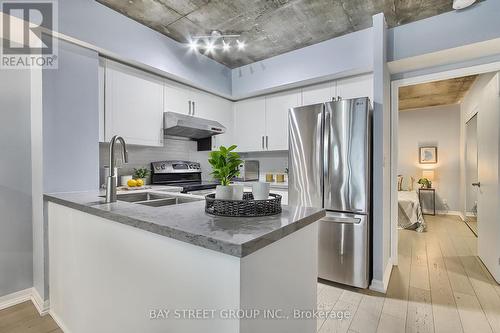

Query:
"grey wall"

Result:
[[58, 0, 232, 97], [43, 40, 100, 193], [372, 13, 391, 288], [388, 0, 500, 62], [398, 105, 461, 212], [231, 28, 373, 99], [0, 69, 33, 297], [37, 40, 101, 300]]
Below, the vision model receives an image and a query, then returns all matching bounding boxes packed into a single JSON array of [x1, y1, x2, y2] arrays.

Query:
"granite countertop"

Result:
[[44, 190, 324, 258]]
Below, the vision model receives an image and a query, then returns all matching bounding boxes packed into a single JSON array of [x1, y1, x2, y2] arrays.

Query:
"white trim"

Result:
[[31, 288, 50, 316], [421, 210, 463, 216], [49, 310, 70, 333], [370, 258, 393, 293], [389, 60, 500, 274], [0, 288, 32, 311], [388, 37, 500, 74]]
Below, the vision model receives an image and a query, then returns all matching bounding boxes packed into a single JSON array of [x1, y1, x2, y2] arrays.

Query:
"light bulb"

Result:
[[222, 40, 230, 52], [206, 41, 215, 54], [188, 39, 198, 52], [236, 40, 245, 51]]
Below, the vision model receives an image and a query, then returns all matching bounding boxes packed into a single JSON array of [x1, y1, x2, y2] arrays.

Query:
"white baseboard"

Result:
[[49, 310, 70, 333], [0, 287, 50, 318], [370, 258, 393, 293], [423, 210, 463, 217], [31, 288, 50, 316], [0, 288, 33, 311]]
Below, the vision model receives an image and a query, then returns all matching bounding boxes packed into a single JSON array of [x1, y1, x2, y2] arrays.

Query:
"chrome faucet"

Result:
[[105, 135, 129, 203]]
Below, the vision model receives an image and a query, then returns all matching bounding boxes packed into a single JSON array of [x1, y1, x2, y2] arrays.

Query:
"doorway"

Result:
[[465, 113, 478, 236], [391, 65, 500, 283]]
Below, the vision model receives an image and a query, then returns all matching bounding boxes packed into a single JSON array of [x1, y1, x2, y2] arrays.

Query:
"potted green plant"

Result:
[[208, 145, 242, 200], [417, 177, 432, 189], [133, 167, 149, 186]]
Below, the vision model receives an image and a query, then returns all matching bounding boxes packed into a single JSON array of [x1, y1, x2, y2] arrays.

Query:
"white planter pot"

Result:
[[215, 185, 233, 200], [230, 184, 244, 200]]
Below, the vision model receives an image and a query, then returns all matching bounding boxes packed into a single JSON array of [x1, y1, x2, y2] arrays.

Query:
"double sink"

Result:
[[113, 191, 203, 207]]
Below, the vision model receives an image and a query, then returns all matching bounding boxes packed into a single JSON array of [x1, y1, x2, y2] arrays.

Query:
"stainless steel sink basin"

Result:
[[107, 192, 203, 207], [115, 192, 166, 202]]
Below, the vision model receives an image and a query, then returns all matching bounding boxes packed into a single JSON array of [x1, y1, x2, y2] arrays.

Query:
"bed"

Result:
[[398, 190, 426, 232]]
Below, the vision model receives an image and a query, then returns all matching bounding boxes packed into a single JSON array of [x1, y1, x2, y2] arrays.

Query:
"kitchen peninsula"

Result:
[[44, 191, 325, 333]]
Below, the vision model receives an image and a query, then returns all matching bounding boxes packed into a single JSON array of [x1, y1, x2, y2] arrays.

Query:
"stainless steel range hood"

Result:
[[163, 112, 225, 140]]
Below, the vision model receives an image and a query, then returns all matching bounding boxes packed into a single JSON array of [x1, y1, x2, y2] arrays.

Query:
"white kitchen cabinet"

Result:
[[164, 79, 193, 115], [105, 60, 164, 147], [234, 97, 266, 152], [265, 90, 301, 151], [335, 73, 373, 102], [301, 81, 335, 105]]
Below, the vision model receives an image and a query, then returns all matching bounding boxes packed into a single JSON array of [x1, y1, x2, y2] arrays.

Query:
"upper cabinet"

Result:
[[234, 97, 266, 152], [104, 60, 164, 147], [301, 81, 335, 105], [335, 74, 373, 102], [265, 90, 301, 151], [300, 74, 373, 106], [164, 80, 193, 115], [233, 90, 300, 152], [193, 91, 234, 150]]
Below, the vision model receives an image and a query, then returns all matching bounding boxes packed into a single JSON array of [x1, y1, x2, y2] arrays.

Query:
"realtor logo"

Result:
[[1, 0, 58, 69]]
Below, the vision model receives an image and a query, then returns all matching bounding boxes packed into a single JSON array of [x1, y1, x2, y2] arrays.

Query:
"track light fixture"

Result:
[[186, 30, 245, 55]]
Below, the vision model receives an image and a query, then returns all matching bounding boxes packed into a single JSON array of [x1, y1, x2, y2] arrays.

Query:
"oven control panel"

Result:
[[151, 161, 201, 174]]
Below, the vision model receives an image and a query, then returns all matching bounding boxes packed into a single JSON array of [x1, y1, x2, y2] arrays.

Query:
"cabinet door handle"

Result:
[[262, 136, 264, 149], [266, 135, 269, 149], [188, 101, 192, 115], [192, 101, 195, 115]]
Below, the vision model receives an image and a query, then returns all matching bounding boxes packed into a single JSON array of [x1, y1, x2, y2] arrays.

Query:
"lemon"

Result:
[[135, 179, 144, 187], [127, 179, 138, 187]]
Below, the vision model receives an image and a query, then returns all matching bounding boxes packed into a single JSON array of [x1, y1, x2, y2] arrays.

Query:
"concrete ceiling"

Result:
[[399, 75, 478, 111], [96, 0, 463, 68]]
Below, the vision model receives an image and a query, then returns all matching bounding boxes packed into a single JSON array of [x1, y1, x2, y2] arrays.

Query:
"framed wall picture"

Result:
[[419, 146, 438, 164]]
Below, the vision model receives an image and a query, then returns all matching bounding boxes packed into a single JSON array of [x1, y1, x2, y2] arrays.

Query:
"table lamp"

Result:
[[422, 169, 435, 188]]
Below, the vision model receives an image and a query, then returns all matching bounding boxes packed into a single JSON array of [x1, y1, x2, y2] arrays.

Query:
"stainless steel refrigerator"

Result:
[[288, 97, 371, 288]]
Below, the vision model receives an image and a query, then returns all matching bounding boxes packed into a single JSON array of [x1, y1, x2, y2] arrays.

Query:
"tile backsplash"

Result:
[[99, 138, 197, 186], [99, 138, 288, 186]]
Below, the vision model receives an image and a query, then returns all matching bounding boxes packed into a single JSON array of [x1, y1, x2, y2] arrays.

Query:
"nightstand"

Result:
[[418, 188, 436, 216]]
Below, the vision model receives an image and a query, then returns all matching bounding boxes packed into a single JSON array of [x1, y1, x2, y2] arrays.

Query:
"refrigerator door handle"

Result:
[[261, 136, 264, 149], [323, 108, 331, 188], [321, 216, 362, 224]]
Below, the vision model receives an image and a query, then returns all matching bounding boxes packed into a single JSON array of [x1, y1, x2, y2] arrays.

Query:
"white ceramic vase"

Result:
[[215, 185, 233, 200], [252, 182, 270, 200]]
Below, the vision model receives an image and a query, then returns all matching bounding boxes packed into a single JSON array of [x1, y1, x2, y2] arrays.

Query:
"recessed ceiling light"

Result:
[[453, 0, 476, 10]]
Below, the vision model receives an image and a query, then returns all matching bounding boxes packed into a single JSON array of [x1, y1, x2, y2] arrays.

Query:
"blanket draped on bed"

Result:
[[398, 191, 425, 232]]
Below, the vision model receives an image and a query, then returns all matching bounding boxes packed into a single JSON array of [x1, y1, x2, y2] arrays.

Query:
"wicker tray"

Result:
[[205, 192, 282, 217]]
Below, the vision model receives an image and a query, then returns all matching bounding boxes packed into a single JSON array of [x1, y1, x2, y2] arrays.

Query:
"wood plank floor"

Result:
[[318, 214, 500, 333], [0, 302, 60, 333], [2, 215, 497, 333]]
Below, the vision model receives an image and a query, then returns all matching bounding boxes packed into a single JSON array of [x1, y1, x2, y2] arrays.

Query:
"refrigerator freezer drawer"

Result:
[[318, 212, 369, 288]]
